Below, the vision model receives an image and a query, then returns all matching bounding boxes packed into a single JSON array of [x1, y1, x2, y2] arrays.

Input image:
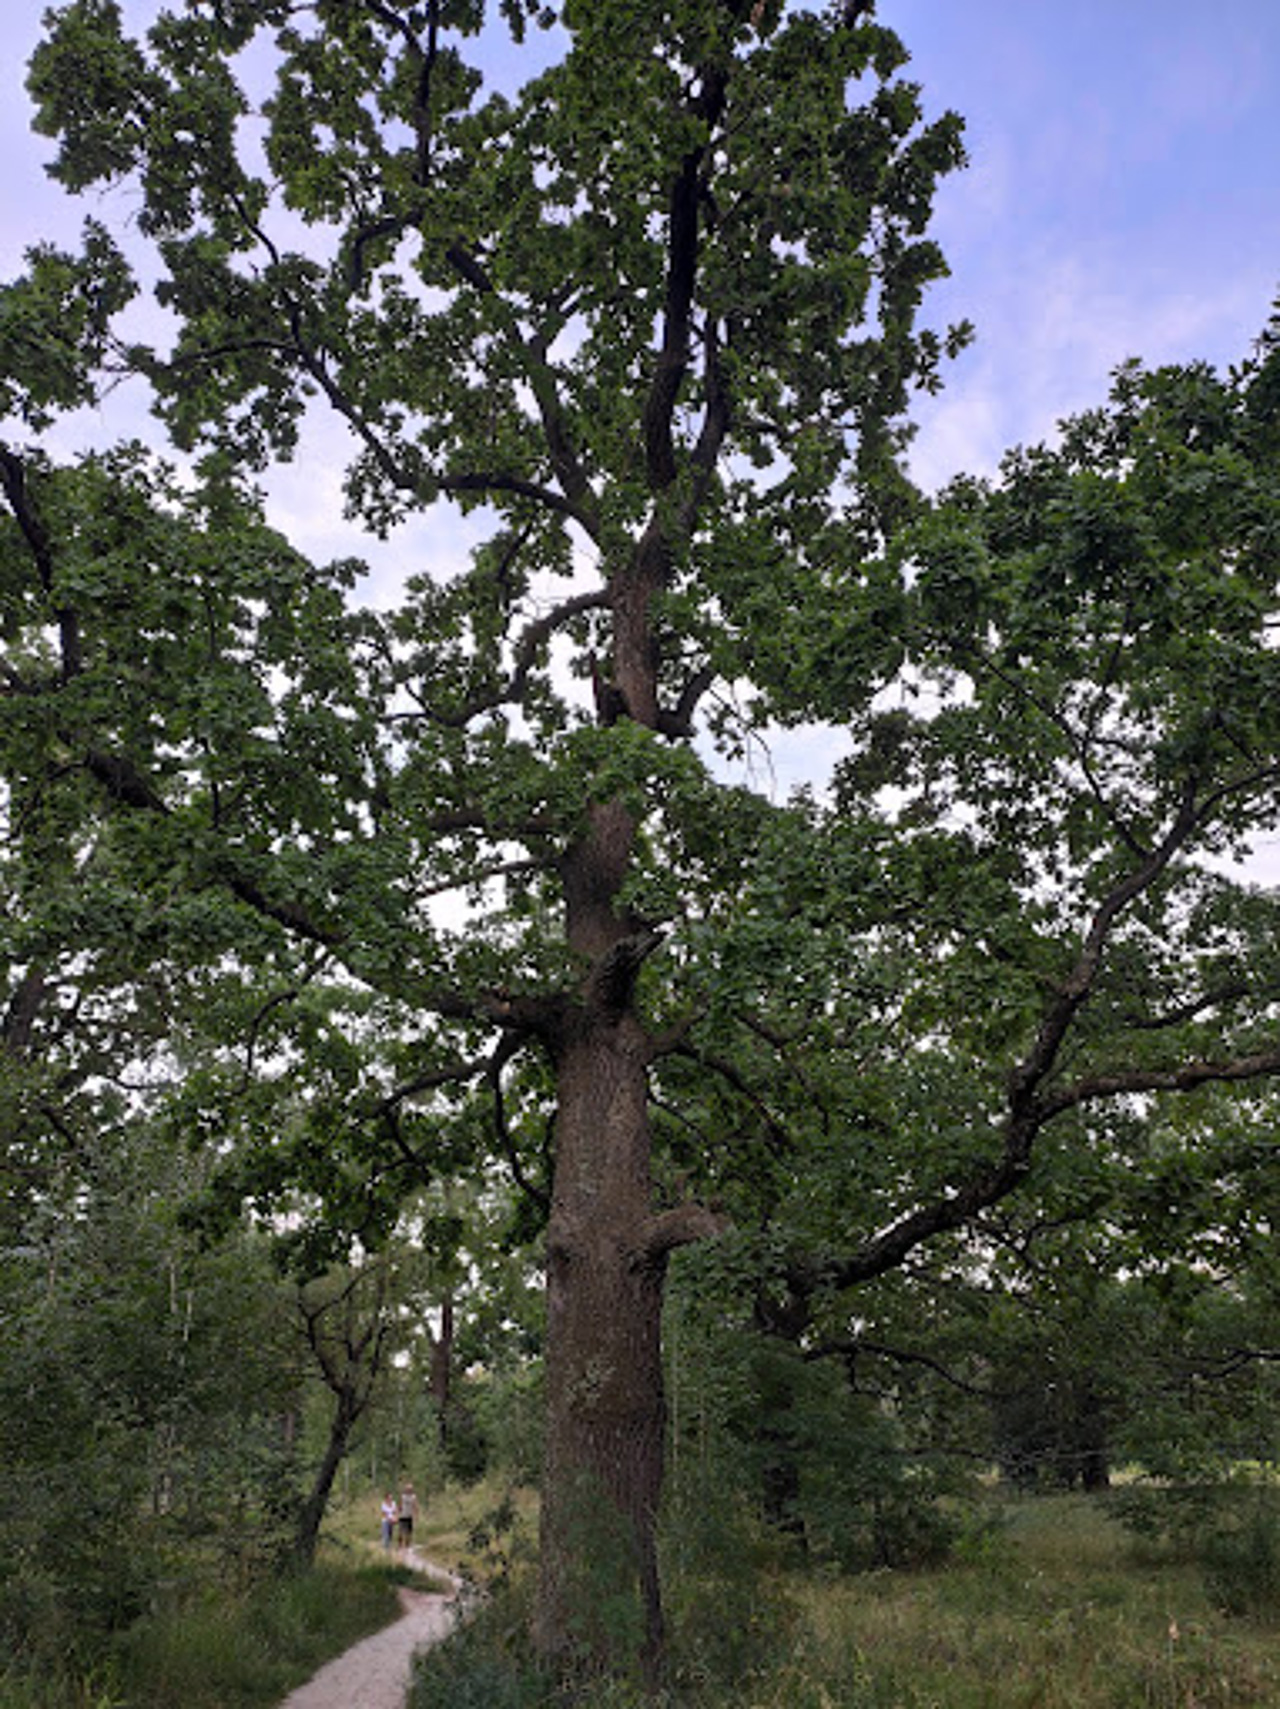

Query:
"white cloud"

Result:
[[910, 253, 1274, 492]]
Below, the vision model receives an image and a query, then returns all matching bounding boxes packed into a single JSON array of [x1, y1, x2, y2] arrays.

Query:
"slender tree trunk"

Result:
[[294, 1397, 356, 1567], [752, 1290, 813, 1547], [1075, 1386, 1111, 1491], [429, 1292, 455, 1444]]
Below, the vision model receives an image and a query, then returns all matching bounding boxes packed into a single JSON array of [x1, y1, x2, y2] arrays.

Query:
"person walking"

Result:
[[379, 1491, 397, 1550], [396, 1479, 418, 1550]]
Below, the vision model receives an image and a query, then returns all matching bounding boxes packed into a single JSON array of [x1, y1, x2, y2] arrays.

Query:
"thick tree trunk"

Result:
[[535, 1015, 667, 1683], [534, 797, 668, 1685]]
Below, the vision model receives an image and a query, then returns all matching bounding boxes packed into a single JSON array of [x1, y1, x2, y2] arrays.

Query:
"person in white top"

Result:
[[379, 1492, 397, 1550]]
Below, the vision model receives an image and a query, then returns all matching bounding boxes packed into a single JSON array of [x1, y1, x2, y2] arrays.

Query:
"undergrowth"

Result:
[[0, 1554, 409, 1709], [409, 1490, 1280, 1708]]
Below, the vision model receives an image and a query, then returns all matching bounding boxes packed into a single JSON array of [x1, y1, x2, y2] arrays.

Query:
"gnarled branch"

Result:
[[633, 1201, 729, 1269]]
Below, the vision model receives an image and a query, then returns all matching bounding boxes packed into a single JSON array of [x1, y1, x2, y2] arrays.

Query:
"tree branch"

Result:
[[443, 242, 601, 535], [804, 1335, 997, 1401], [2, 965, 51, 1058], [1041, 1044, 1280, 1120], [1005, 778, 1203, 1112], [1127, 980, 1259, 1032], [670, 1039, 793, 1154], [589, 928, 664, 1019], [0, 443, 82, 680], [642, 69, 729, 492], [488, 1033, 551, 1213], [409, 585, 610, 728], [656, 662, 717, 739], [808, 787, 1227, 1295], [633, 1200, 729, 1269]]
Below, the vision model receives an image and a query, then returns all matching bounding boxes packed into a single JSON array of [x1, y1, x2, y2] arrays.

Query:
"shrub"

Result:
[[1112, 1479, 1280, 1621], [410, 1582, 550, 1709], [1200, 1493, 1280, 1621]]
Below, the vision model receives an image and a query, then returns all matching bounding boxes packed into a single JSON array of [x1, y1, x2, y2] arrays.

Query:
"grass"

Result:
[[0, 1480, 519, 1708], [407, 1489, 1280, 1708], [0, 1552, 413, 1709], [718, 1494, 1280, 1708], [327, 1475, 541, 1584], [12, 1486, 1277, 1707]]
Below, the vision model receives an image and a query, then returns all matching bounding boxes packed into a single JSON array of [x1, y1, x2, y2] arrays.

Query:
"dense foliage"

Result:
[[2, 0, 1279, 1692]]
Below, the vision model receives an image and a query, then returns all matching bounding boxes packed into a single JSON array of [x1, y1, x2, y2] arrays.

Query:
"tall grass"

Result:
[[763, 1495, 1278, 1708], [409, 1491, 1280, 1708], [0, 1554, 411, 1709]]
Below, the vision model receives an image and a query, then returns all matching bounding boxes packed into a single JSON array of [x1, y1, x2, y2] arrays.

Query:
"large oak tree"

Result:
[[2, 0, 965, 1676], [6, 0, 1280, 1686]]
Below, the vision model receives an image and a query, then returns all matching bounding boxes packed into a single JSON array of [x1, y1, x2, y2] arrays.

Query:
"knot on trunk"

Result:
[[589, 928, 662, 1017]]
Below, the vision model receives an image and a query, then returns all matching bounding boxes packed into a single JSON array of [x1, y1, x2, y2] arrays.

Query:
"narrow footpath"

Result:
[[278, 1552, 465, 1709]]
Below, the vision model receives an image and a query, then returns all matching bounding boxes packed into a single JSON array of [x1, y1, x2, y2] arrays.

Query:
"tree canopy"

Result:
[[3, 0, 1280, 1686]]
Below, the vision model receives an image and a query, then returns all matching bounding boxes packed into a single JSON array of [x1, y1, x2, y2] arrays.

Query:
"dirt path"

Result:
[[278, 1553, 466, 1709]]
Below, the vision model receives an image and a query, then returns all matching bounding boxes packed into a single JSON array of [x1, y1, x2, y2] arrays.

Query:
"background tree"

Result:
[[628, 332, 1280, 1562], [695, 330, 1280, 1334], [291, 1257, 397, 1567], [0, 1123, 298, 1658]]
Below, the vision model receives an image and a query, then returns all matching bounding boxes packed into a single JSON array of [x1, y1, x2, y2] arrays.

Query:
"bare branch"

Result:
[[217, 864, 343, 951], [1041, 1044, 1280, 1120], [676, 318, 732, 534]]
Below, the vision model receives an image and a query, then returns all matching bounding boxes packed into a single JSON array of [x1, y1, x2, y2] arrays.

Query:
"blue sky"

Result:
[[881, 0, 1280, 486]]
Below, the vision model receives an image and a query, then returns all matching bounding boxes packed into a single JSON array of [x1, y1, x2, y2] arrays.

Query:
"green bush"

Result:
[[410, 1583, 550, 1709], [662, 1484, 800, 1694], [1200, 1493, 1280, 1620], [109, 1559, 402, 1708], [1112, 1479, 1280, 1621], [1108, 1480, 1227, 1557]]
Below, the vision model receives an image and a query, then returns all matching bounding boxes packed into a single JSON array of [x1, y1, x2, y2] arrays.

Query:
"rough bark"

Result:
[[532, 788, 671, 1683], [536, 1014, 668, 1681]]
